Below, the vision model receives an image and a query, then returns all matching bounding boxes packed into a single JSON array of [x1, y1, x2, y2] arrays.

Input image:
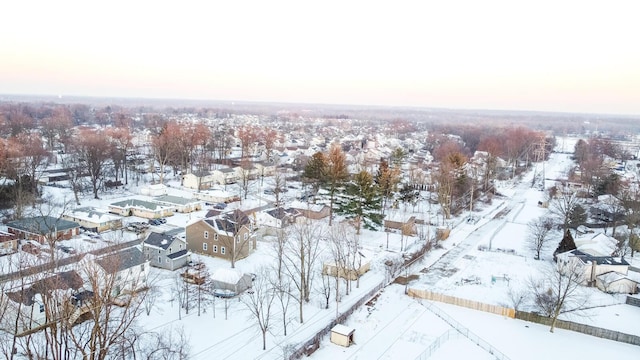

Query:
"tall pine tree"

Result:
[[337, 170, 383, 235]]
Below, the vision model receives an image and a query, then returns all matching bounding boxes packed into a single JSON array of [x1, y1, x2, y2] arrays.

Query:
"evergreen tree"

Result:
[[375, 158, 400, 215], [337, 170, 383, 234], [302, 151, 327, 195], [553, 229, 577, 261]]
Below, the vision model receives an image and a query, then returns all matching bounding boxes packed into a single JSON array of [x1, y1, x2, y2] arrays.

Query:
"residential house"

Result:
[[182, 170, 216, 190], [4, 270, 83, 335], [7, 216, 80, 244], [384, 213, 417, 236], [153, 195, 203, 213], [556, 249, 630, 289], [194, 188, 240, 204], [290, 201, 331, 220], [322, 250, 371, 281], [253, 161, 277, 177], [140, 183, 168, 196], [211, 167, 239, 185], [94, 247, 149, 296], [596, 271, 639, 294], [255, 207, 301, 232], [108, 198, 174, 219], [143, 232, 190, 270], [186, 209, 256, 262], [574, 232, 618, 257], [62, 207, 123, 233], [0, 230, 18, 255]]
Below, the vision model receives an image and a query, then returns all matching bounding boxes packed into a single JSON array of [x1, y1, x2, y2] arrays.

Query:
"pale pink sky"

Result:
[[1, 0, 639, 115]]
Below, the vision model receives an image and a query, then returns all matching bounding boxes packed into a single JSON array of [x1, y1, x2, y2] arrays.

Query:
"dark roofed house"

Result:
[[7, 216, 80, 244], [5, 270, 83, 335], [95, 247, 149, 296], [143, 232, 190, 270]]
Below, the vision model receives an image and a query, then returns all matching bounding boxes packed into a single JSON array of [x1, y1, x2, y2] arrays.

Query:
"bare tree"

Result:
[[529, 260, 589, 332], [67, 249, 149, 360], [547, 186, 581, 234], [271, 229, 293, 336], [240, 267, 275, 350], [70, 128, 112, 199], [283, 221, 325, 323], [136, 326, 191, 360], [527, 216, 555, 260]]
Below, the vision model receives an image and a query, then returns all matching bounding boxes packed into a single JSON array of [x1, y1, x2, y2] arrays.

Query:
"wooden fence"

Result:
[[408, 288, 640, 348], [515, 311, 640, 346], [407, 288, 515, 318]]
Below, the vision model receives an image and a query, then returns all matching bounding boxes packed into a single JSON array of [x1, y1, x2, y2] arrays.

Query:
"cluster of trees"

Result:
[[571, 138, 632, 196], [0, 251, 189, 360], [302, 144, 414, 233]]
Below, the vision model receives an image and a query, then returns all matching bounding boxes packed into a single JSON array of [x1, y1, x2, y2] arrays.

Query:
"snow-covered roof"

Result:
[[211, 268, 243, 284], [331, 324, 355, 336]]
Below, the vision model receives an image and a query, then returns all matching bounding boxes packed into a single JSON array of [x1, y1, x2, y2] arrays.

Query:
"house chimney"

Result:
[[590, 260, 597, 287]]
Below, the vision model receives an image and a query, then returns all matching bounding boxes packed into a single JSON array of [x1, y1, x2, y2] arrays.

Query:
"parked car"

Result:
[[148, 219, 162, 226], [158, 218, 167, 224], [213, 202, 227, 210]]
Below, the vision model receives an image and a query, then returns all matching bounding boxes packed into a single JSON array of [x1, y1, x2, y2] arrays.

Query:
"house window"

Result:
[[214, 233, 218, 241], [158, 256, 161, 263], [203, 243, 208, 251], [213, 245, 218, 253], [204, 231, 209, 239], [158, 249, 161, 254], [169, 247, 172, 253], [244, 233, 248, 240], [141, 264, 145, 271], [39, 304, 44, 313], [221, 246, 226, 255]]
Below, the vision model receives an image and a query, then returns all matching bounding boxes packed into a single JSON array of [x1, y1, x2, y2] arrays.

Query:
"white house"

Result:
[[556, 249, 630, 288], [596, 271, 639, 294], [152, 195, 203, 213], [194, 188, 240, 204], [574, 232, 618, 257], [94, 247, 149, 297], [140, 183, 168, 196], [62, 207, 123, 233], [4, 270, 83, 335], [255, 207, 301, 229], [182, 171, 216, 190]]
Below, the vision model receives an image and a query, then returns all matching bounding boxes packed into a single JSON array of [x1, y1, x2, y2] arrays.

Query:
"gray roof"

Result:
[[167, 249, 189, 259], [6, 270, 83, 306], [154, 195, 200, 206], [110, 199, 165, 211], [96, 247, 145, 274], [144, 232, 178, 250], [7, 216, 80, 235]]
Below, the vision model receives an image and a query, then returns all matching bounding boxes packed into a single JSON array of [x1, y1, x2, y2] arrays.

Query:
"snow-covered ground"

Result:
[[3, 136, 640, 359]]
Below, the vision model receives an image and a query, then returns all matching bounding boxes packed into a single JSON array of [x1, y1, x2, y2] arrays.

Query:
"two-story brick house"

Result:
[[186, 210, 256, 265]]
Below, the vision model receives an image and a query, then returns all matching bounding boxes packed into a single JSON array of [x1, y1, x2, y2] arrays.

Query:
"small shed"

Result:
[[330, 324, 355, 347], [211, 268, 253, 296]]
